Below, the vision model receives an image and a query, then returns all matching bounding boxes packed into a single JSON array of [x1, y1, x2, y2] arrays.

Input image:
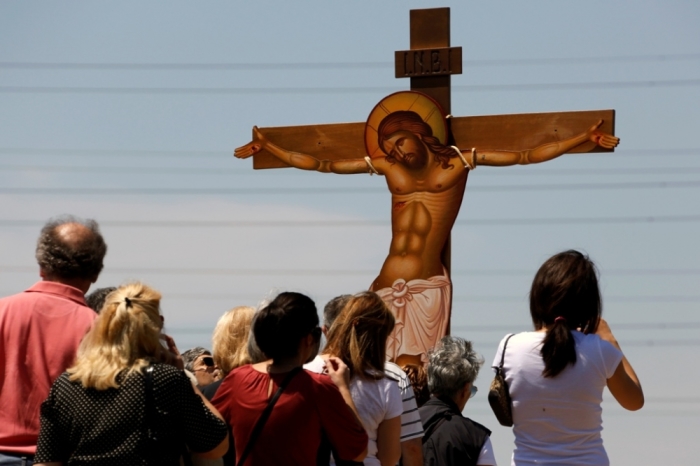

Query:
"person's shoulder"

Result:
[[303, 368, 333, 385], [54, 371, 74, 388], [49, 372, 82, 398], [303, 355, 326, 374], [151, 363, 190, 386], [384, 361, 407, 383], [574, 331, 622, 360], [461, 417, 492, 437], [573, 330, 607, 350], [509, 331, 541, 342]]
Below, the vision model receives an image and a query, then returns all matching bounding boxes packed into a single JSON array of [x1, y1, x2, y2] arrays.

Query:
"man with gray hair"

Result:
[[181, 347, 221, 388], [0, 216, 107, 465], [419, 336, 496, 466]]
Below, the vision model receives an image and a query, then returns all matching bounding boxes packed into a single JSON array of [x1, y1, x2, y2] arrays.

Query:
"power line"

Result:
[[0, 78, 698, 95], [0, 215, 699, 228], [0, 180, 699, 195], [2, 164, 700, 177], [0, 148, 226, 158], [0, 147, 698, 158], [166, 322, 700, 334], [3, 265, 699, 277], [1, 53, 698, 70], [452, 322, 700, 332]]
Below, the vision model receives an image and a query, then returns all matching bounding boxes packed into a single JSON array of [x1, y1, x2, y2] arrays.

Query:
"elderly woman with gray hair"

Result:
[[419, 336, 497, 466]]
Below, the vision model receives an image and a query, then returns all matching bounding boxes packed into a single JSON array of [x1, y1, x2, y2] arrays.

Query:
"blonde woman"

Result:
[[306, 291, 402, 466], [213, 306, 256, 374], [201, 307, 259, 403], [34, 283, 229, 466]]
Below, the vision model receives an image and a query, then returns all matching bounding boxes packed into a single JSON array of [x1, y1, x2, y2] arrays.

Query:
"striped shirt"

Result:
[[384, 361, 424, 442]]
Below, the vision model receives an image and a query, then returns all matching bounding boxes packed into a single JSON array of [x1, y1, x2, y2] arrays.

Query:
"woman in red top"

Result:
[[212, 292, 368, 465]]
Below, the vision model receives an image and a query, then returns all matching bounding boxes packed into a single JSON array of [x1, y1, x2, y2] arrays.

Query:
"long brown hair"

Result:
[[530, 250, 601, 378], [324, 291, 395, 380]]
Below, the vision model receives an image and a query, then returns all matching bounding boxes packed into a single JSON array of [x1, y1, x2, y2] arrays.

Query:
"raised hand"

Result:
[[588, 119, 620, 149], [325, 356, 351, 389], [160, 333, 185, 370], [234, 126, 267, 159]]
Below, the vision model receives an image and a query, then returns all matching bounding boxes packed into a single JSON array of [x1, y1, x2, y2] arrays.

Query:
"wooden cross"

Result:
[[238, 7, 615, 362]]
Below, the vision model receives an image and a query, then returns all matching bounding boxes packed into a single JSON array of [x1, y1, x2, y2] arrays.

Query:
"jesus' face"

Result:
[[381, 130, 428, 170]]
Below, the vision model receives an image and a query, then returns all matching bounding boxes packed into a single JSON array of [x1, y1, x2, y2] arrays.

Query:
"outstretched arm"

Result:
[[235, 126, 377, 174], [472, 120, 619, 167]]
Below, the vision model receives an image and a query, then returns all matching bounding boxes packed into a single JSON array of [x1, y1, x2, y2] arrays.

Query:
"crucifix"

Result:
[[234, 7, 618, 366]]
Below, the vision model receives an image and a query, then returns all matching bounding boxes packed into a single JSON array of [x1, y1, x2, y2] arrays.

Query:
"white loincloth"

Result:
[[375, 269, 452, 362]]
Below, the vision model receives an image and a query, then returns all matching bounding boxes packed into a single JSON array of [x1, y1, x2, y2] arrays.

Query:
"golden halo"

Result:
[[364, 91, 447, 159]]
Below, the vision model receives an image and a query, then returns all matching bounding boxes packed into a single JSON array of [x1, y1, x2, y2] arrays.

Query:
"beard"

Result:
[[400, 145, 428, 169]]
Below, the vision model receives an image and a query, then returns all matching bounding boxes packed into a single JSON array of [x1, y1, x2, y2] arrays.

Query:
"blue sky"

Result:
[[1, 1, 698, 464]]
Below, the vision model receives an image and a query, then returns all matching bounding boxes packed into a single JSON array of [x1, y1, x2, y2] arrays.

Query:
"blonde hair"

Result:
[[324, 291, 395, 380], [212, 306, 255, 375], [67, 282, 163, 390]]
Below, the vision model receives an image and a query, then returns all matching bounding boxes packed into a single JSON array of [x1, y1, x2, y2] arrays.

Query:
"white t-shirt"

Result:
[[305, 356, 403, 466], [478, 436, 497, 466], [492, 331, 623, 466]]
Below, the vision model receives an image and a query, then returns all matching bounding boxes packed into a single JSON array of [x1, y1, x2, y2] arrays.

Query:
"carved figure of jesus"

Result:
[[235, 92, 619, 366]]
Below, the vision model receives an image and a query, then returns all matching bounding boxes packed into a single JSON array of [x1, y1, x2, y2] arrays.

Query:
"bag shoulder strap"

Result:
[[237, 367, 302, 466], [497, 334, 516, 371], [144, 364, 155, 437], [144, 364, 194, 466]]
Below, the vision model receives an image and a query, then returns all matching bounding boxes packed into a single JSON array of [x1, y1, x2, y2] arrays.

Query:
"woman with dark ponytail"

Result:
[[493, 250, 644, 465]]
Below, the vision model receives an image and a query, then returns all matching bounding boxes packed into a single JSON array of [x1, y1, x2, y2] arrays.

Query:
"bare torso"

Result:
[[370, 157, 467, 290]]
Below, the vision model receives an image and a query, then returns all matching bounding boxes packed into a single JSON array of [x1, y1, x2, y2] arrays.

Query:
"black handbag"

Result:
[[144, 364, 195, 466], [488, 334, 515, 427]]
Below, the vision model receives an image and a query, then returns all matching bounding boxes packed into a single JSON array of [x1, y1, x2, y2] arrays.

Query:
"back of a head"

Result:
[[35, 215, 107, 282], [212, 305, 256, 374], [427, 336, 483, 400], [181, 347, 211, 372], [323, 294, 351, 329], [69, 282, 163, 390], [253, 292, 318, 361], [85, 286, 117, 313], [402, 363, 430, 408], [530, 250, 602, 378], [324, 291, 395, 380]]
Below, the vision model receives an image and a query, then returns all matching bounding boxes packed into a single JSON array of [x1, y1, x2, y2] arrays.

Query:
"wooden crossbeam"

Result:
[[251, 109, 614, 169]]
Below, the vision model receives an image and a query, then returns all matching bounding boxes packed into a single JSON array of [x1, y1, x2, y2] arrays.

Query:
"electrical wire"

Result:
[[0, 180, 699, 195], [0, 214, 700, 229], [1, 52, 698, 70], [2, 265, 699, 277], [0, 147, 698, 158], [1, 78, 698, 95], [0, 215, 699, 228], [1, 165, 700, 176]]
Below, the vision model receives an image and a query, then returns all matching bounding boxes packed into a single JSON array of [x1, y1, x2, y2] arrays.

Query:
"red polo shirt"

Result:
[[0, 281, 96, 455]]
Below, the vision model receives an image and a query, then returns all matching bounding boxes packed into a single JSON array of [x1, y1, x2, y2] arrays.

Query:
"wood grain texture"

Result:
[[450, 109, 615, 153], [249, 109, 615, 169]]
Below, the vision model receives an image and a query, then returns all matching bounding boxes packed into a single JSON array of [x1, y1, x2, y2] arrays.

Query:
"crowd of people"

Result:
[[0, 216, 644, 466]]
